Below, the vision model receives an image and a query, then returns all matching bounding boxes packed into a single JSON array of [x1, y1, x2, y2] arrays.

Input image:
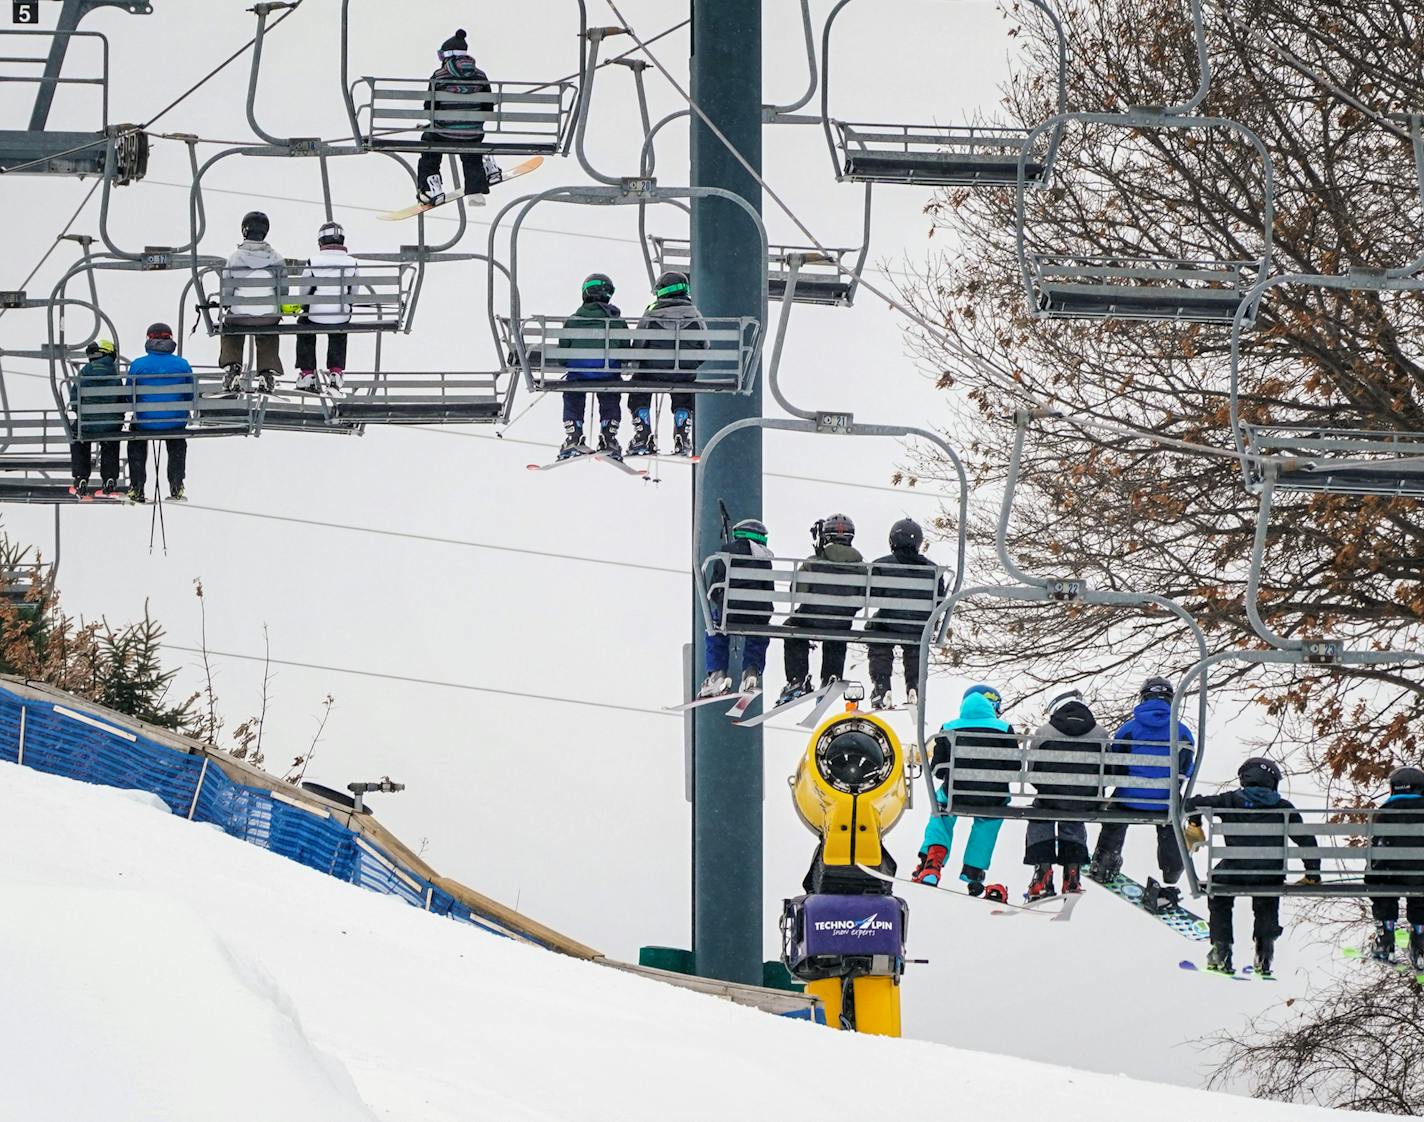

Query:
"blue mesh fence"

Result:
[[0, 683, 517, 941]]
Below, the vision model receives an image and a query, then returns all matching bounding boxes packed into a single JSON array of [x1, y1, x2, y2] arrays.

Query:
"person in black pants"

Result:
[[415, 30, 493, 206], [778, 515, 863, 705], [626, 271, 707, 458], [1184, 756, 1321, 976], [67, 338, 124, 497], [864, 518, 946, 709], [1366, 765, 1424, 969]]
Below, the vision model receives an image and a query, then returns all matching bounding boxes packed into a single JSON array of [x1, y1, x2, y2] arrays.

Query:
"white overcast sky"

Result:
[[0, 0, 1319, 1091]]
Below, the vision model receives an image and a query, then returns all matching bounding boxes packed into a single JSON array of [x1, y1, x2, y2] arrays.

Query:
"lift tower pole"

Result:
[[690, 0, 764, 986]]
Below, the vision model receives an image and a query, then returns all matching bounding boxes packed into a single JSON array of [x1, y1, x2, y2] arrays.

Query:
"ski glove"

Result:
[[1183, 819, 1206, 852], [281, 303, 303, 316], [1295, 873, 1322, 885]]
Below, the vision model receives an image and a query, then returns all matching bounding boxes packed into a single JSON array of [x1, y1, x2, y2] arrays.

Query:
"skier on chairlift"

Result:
[[67, 338, 123, 498], [911, 683, 1016, 901], [1365, 765, 1424, 971], [557, 273, 627, 460], [1183, 756, 1321, 977], [1086, 675, 1195, 899], [626, 271, 707, 458], [776, 514, 863, 707], [126, 322, 195, 504], [864, 517, 945, 710], [291, 222, 355, 395], [219, 210, 285, 395], [1023, 688, 1105, 899], [699, 517, 774, 697], [416, 29, 499, 208]]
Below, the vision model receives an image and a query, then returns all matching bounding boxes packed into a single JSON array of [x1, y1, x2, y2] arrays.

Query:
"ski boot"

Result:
[[169, 486, 187, 502], [626, 408, 656, 457], [596, 419, 622, 461], [1026, 863, 1057, 901], [739, 669, 760, 695], [911, 845, 948, 886], [71, 478, 89, 500], [1410, 924, 1424, 972], [1062, 864, 1084, 894], [326, 367, 345, 394], [256, 370, 277, 395], [1206, 940, 1234, 975], [776, 675, 814, 707], [1142, 877, 1182, 914], [558, 420, 588, 461], [961, 865, 1007, 902], [1087, 847, 1122, 884], [1372, 920, 1397, 963], [125, 487, 145, 505], [905, 688, 919, 710], [100, 478, 118, 497], [295, 369, 319, 393], [221, 363, 243, 394], [672, 408, 694, 457], [697, 670, 732, 698], [868, 680, 893, 710], [419, 173, 446, 207], [1253, 932, 1277, 978]]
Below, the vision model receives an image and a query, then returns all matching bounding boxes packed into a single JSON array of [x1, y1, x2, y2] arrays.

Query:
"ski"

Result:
[[379, 156, 544, 220], [724, 689, 761, 721], [626, 451, 701, 465], [68, 485, 125, 503], [1178, 961, 1252, 982], [663, 690, 758, 715], [733, 679, 837, 728], [799, 681, 851, 729], [593, 452, 649, 478], [1088, 872, 1211, 942], [857, 865, 1080, 921], [1342, 934, 1424, 984], [527, 448, 596, 472]]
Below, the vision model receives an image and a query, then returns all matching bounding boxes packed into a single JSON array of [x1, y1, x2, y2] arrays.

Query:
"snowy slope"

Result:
[[0, 762, 1370, 1122]]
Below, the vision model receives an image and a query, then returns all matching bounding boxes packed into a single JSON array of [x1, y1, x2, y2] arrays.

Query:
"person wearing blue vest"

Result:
[[125, 322, 195, 503], [1087, 675, 1195, 888], [910, 683, 1016, 901]]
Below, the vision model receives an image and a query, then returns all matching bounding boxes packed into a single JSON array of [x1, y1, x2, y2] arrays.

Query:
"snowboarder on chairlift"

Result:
[[218, 210, 285, 394], [557, 274, 628, 460], [776, 514, 863, 707], [292, 222, 356, 395], [911, 683, 1017, 901], [626, 271, 707, 458], [699, 517, 774, 697], [1183, 756, 1321, 976], [416, 29, 498, 208], [864, 517, 946, 710], [1365, 765, 1424, 971], [67, 338, 123, 498], [1023, 688, 1105, 899], [1086, 675, 1195, 890], [125, 322, 195, 503]]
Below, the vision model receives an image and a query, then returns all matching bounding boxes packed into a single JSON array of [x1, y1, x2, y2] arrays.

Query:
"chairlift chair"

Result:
[[819, 0, 1068, 188], [1014, 0, 1275, 324], [913, 412, 1210, 829]]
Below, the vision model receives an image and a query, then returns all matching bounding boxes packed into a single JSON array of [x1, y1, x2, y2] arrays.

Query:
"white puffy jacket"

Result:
[[294, 246, 358, 325], [220, 240, 286, 324]]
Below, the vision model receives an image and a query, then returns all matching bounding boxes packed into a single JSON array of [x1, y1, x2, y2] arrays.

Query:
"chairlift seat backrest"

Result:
[[834, 122, 1050, 187], [356, 78, 577, 157], [1029, 255, 1258, 323], [208, 262, 411, 336]]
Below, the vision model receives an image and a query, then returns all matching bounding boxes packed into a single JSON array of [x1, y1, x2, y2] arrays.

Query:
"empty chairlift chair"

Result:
[[1014, 0, 1275, 324], [818, 0, 1067, 188], [648, 237, 868, 308]]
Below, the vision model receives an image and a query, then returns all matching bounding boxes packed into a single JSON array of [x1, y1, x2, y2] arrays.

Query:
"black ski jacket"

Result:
[[1184, 787, 1321, 884], [866, 547, 947, 635], [1027, 700, 1108, 811], [707, 535, 774, 628], [1367, 792, 1424, 888]]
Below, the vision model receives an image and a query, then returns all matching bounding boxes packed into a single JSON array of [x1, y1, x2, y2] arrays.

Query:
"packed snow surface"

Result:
[[0, 762, 1376, 1122]]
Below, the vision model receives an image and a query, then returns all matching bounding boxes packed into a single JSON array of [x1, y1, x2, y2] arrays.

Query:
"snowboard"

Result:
[[379, 156, 544, 221], [1090, 872, 1211, 942], [733, 679, 842, 729], [858, 865, 1080, 921]]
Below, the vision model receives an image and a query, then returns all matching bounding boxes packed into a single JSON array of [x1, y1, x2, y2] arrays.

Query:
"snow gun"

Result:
[[781, 687, 910, 1037]]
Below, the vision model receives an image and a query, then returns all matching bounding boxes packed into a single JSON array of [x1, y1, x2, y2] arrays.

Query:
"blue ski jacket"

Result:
[[1108, 698, 1195, 811], [128, 348, 195, 433]]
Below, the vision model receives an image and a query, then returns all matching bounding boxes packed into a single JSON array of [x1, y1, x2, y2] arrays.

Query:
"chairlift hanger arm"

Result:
[[763, 0, 817, 122]]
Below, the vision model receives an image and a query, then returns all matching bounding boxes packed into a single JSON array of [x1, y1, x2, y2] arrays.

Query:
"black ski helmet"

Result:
[[317, 221, 345, 247], [1139, 675, 1174, 703], [1238, 756, 1283, 789], [1389, 765, 1424, 795], [889, 517, 924, 552], [731, 518, 768, 545], [241, 210, 270, 241], [145, 322, 174, 340], [581, 273, 615, 303], [812, 513, 855, 548], [654, 270, 690, 300]]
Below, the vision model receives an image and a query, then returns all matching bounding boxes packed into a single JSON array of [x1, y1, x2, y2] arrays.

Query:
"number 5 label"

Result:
[[13, 2, 40, 23]]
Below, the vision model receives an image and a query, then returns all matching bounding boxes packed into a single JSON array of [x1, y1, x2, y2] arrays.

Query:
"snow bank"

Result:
[[0, 763, 1374, 1122]]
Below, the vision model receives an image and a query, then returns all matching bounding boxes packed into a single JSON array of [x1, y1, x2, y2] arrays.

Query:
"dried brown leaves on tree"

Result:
[[906, 0, 1424, 786]]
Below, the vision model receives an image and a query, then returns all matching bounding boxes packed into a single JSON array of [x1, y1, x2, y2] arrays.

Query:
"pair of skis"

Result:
[[526, 447, 647, 478], [665, 678, 852, 729], [68, 485, 125, 503], [1341, 926, 1424, 985], [859, 865, 1082, 921]]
